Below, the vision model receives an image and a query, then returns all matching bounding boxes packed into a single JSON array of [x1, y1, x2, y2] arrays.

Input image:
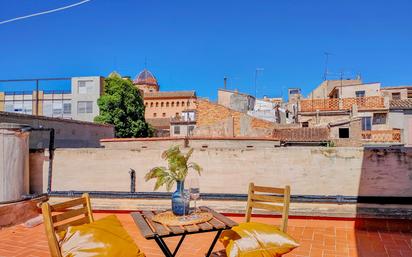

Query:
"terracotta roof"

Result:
[[133, 69, 158, 86], [146, 118, 170, 129], [144, 91, 196, 99], [390, 99, 412, 110]]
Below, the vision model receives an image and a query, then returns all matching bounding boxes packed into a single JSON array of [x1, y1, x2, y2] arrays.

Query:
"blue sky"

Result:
[[1, 0, 411, 99]]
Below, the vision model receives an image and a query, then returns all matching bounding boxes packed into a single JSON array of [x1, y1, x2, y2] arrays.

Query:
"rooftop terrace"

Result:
[[0, 212, 411, 257]]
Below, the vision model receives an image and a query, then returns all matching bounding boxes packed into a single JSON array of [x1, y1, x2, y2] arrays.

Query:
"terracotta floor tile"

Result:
[[1, 213, 412, 257]]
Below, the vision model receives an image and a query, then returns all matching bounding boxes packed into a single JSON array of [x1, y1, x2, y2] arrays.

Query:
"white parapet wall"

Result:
[[29, 139, 412, 199]]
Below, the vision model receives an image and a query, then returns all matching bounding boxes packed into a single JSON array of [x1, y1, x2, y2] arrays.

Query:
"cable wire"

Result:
[[0, 0, 92, 25]]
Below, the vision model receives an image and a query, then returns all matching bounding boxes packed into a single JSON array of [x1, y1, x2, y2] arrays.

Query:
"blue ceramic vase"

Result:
[[172, 180, 190, 216]]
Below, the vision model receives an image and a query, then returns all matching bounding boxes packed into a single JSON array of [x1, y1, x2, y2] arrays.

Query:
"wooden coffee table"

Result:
[[131, 206, 237, 257]]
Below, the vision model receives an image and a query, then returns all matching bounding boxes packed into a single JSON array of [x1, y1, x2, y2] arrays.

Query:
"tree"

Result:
[[94, 72, 153, 137]]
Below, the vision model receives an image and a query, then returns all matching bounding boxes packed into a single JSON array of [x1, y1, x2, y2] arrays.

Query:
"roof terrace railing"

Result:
[[361, 129, 401, 143], [300, 96, 385, 112]]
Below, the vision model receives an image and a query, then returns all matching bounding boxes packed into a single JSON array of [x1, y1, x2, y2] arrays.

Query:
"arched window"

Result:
[[153, 113, 157, 117], [145, 102, 148, 107], [182, 101, 185, 107], [187, 101, 190, 107], [166, 102, 169, 107], [171, 102, 175, 107], [161, 102, 164, 107], [156, 102, 159, 107], [150, 102, 153, 107], [176, 102, 180, 107]]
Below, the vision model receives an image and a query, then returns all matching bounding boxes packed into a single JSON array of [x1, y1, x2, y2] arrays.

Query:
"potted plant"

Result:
[[145, 145, 202, 215]]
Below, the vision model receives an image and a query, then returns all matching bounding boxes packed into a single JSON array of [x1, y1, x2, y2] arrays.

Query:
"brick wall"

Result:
[[195, 100, 277, 137], [273, 127, 330, 142]]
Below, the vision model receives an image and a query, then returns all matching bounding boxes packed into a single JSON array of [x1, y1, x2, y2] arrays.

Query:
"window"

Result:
[[63, 102, 71, 114], [175, 112, 179, 117], [156, 102, 159, 107], [162, 113, 166, 117], [161, 102, 164, 107], [43, 101, 52, 116], [339, 128, 350, 138], [361, 117, 372, 131], [171, 102, 175, 107], [150, 102, 153, 107], [392, 92, 401, 100], [5, 102, 13, 112], [77, 101, 93, 114], [176, 102, 180, 107], [153, 113, 157, 117], [188, 125, 195, 135], [183, 111, 196, 121], [78, 80, 93, 94], [166, 102, 169, 107], [145, 102, 148, 107], [174, 125, 180, 135], [187, 101, 190, 107], [373, 113, 387, 124], [302, 122, 309, 128], [182, 101, 185, 107], [289, 89, 301, 95], [5, 101, 32, 114], [52, 102, 63, 116], [355, 91, 365, 98]]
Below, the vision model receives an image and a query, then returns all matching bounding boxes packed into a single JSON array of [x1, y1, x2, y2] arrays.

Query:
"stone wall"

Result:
[[30, 139, 412, 199]]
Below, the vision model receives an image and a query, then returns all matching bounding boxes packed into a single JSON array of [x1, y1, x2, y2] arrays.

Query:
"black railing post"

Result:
[[129, 169, 136, 193]]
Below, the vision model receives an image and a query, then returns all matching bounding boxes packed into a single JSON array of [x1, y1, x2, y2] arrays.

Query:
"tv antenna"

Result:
[[323, 52, 332, 81]]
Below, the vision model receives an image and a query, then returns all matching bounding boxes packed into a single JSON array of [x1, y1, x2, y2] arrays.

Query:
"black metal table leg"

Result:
[[154, 235, 174, 257], [205, 229, 223, 257], [173, 234, 186, 256]]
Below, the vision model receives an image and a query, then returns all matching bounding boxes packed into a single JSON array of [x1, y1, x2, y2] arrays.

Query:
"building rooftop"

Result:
[[390, 99, 412, 110], [133, 69, 158, 86], [146, 117, 171, 129], [381, 86, 412, 90], [144, 90, 196, 99], [1, 211, 411, 257]]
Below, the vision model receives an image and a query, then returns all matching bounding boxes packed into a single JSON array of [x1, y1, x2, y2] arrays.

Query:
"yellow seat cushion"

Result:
[[59, 215, 145, 257], [220, 222, 299, 257]]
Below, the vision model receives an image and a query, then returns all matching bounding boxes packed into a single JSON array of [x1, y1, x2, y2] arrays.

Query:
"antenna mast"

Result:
[[323, 52, 331, 81]]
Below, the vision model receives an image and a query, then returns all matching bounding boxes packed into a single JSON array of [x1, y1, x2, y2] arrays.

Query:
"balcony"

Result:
[[300, 96, 385, 112], [362, 129, 401, 143]]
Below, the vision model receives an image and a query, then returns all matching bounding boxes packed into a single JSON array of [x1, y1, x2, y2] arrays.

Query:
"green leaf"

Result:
[[145, 146, 203, 190], [94, 74, 153, 138], [188, 162, 202, 176]]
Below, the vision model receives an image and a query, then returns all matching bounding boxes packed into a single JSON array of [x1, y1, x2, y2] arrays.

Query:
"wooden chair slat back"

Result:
[[245, 183, 291, 233], [42, 193, 94, 257]]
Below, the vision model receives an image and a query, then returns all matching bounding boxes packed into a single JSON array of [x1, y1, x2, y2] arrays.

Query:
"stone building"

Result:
[[297, 80, 412, 145], [132, 69, 197, 136]]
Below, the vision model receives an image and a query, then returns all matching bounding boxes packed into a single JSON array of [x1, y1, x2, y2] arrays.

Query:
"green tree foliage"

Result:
[[94, 72, 153, 137]]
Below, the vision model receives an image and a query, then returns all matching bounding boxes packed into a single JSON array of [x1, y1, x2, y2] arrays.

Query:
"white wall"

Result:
[[71, 76, 103, 122], [31, 142, 412, 198]]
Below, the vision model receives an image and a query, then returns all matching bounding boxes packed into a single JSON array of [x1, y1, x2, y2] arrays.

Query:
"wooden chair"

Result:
[[211, 183, 291, 257], [245, 183, 291, 233], [41, 193, 94, 257]]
